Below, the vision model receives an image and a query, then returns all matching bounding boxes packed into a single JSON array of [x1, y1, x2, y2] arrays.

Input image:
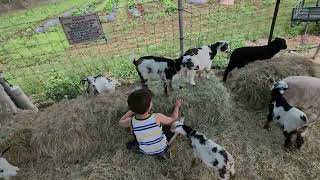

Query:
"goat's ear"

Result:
[[179, 116, 185, 124], [1, 147, 10, 157], [94, 74, 103, 78]]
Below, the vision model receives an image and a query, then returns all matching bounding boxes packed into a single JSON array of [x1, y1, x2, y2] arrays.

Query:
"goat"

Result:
[[264, 81, 309, 149], [223, 37, 287, 82], [171, 117, 235, 180], [130, 55, 185, 95], [0, 147, 19, 180], [81, 74, 119, 95], [182, 41, 229, 85], [281, 76, 320, 122]]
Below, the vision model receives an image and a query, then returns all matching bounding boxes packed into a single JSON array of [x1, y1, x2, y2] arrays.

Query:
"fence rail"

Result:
[[0, 0, 309, 102]]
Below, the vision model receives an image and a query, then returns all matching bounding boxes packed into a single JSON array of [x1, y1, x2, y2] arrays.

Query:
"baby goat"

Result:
[[182, 41, 229, 85], [131, 55, 185, 95], [171, 117, 235, 180], [264, 81, 309, 149], [223, 37, 287, 82], [0, 147, 19, 180], [82, 74, 119, 95]]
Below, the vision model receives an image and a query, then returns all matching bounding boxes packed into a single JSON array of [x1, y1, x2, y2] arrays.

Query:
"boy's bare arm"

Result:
[[119, 110, 135, 128], [156, 97, 183, 125]]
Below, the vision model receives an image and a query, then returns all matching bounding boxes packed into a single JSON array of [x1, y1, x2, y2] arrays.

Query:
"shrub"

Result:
[[44, 69, 83, 101]]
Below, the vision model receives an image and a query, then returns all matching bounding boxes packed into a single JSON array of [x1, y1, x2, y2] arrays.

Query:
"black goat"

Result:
[[223, 37, 287, 82]]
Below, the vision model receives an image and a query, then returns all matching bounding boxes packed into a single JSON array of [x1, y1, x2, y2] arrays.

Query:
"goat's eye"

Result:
[[0, 169, 4, 173]]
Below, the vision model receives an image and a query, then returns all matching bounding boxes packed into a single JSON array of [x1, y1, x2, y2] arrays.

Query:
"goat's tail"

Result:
[[129, 53, 138, 65]]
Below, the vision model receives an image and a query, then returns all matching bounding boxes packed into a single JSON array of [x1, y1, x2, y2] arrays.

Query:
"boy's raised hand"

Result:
[[175, 97, 184, 108]]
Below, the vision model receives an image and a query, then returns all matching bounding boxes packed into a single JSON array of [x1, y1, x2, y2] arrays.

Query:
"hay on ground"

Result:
[[0, 75, 320, 180], [226, 53, 319, 109]]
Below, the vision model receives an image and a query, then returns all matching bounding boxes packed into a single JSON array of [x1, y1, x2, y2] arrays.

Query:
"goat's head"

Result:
[[271, 80, 288, 94], [217, 41, 230, 53], [171, 116, 187, 135], [0, 147, 19, 180], [272, 37, 287, 50], [212, 41, 229, 53]]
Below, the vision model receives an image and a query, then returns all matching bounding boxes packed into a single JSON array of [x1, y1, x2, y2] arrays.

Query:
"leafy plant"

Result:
[[128, 0, 136, 9], [161, 0, 177, 14], [44, 69, 83, 101]]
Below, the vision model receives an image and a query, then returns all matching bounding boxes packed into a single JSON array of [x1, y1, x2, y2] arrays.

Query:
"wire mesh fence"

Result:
[[0, 0, 309, 102]]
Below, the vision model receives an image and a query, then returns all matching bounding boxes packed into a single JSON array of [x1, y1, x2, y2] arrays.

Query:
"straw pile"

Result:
[[0, 75, 319, 180], [225, 53, 320, 109]]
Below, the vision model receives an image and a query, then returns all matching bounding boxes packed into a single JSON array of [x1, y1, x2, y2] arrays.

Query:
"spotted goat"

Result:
[[182, 41, 229, 85], [0, 147, 20, 180], [171, 117, 235, 180], [264, 80, 310, 149], [130, 55, 187, 95]]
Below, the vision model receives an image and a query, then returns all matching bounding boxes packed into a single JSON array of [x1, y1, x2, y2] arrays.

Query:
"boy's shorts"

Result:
[[126, 125, 174, 159]]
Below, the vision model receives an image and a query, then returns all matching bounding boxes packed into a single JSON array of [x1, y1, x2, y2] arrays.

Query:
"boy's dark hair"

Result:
[[128, 88, 153, 114]]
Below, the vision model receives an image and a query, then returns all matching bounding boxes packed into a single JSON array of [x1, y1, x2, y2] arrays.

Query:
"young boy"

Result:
[[119, 88, 183, 157]]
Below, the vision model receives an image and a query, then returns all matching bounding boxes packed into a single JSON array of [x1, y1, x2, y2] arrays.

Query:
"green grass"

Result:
[[0, 0, 98, 40], [0, 0, 313, 102]]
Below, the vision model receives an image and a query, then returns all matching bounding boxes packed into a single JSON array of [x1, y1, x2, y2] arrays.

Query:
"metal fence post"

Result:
[[178, 0, 184, 55], [268, 0, 281, 44]]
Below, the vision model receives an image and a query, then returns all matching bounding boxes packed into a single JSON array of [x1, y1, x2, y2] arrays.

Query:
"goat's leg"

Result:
[[163, 80, 169, 96], [223, 64, 235, 82], [296, 131, 304, 149], [198, 71, 202, 78], [264, 103, 274, 130], [168, 79, 173, 92], [189, 70, 196, 86], [182, 69, 189, 84], [218, 166, 228, 180], [283, 131, 293, 149]]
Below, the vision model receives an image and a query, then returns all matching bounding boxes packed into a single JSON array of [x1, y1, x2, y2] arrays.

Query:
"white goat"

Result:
[[281, 76, 320, 122], [171, 117, 235, 180], [82, 74, 119, 95], [265, 81, 310, 149], [182, 41, 229, 85], [0, 147, 19, 180]]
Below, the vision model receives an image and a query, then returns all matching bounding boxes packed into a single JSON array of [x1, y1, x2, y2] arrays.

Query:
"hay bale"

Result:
[[0, 77, 236, 179], [226, 53, 319, 109]]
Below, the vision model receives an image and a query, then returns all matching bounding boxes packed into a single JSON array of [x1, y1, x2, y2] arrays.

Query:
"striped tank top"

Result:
[[131, 114, 168, 155]]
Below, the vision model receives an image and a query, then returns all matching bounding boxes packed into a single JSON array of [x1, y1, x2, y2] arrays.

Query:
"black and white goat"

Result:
[[171, 117, 235, 180], [0, 147, 19, 180], [223, 37, 287, 82], [264, 81, 309, 149], [130, 55, 185, 95], [182, 41, 229, 85], [81, 74, 119, 95]]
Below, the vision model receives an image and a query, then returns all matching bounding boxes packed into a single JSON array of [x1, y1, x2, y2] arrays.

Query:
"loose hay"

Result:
[[0, 75, 320, 180], [226, 53, 319, 109]]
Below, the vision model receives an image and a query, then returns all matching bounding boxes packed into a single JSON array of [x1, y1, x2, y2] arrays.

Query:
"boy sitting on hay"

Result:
[[119, 88, 183, 159]]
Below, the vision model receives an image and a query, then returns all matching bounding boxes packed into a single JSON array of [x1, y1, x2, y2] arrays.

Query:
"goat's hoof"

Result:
[[263, 125, 271, 131]]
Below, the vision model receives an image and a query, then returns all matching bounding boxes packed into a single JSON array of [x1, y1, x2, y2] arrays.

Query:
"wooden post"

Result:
[[10, 86, 38, 112], [268, 0, 281, 44], [0, 83, 17, 114]]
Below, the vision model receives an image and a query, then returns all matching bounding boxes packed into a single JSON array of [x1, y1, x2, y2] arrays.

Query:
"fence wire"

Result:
[[0, 0, 308, 101]]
